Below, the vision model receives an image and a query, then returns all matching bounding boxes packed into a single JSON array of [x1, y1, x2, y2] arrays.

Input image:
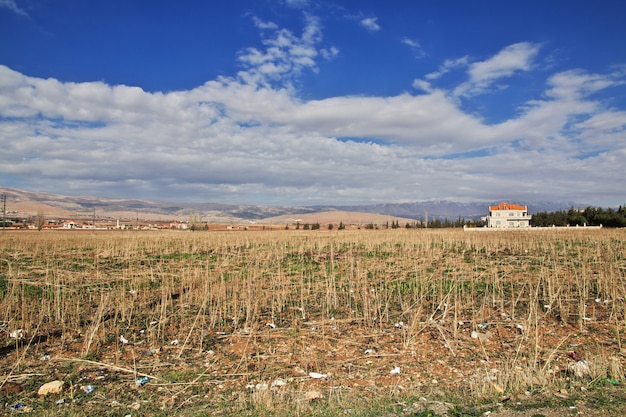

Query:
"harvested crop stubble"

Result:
[[0, 228, 625, 415]]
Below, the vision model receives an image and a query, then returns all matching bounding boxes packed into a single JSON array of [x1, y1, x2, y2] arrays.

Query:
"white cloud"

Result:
[[237, 14, 326, 87], [425, 56, 470, 80], [454, 42, 540, 97], [252, 16, 279, 30], [0, 20, 624, 206], [360, 17, 380, 32], [545, 69, 625, 101], [401, 37, 425, 58], [0, 0, 28, 17]]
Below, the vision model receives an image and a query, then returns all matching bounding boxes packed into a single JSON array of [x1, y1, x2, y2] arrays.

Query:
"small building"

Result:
[[486, 202, 531, 228], [62, 220, 78, 229]]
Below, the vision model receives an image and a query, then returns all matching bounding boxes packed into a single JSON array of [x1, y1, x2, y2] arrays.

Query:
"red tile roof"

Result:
[[489, 202, 527, 211]]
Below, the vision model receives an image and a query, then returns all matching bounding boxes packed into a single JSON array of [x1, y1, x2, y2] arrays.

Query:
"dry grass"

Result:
[[0, 228, 625, 415]]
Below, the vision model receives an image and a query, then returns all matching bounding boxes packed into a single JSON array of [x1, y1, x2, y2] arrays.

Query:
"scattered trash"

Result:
[[364, 349, 374, 354], [478, 323, 489, 330], [7, 403, 24, 409], [55, 398, 65, 405], [38, 380, 64, 396], [305, 390, 324, 401], [600, 378, 620, 386], [150, 320, 158, 326], [120, 335, 129, 344], [492, 382, 504, 393], [255, 383, 269, 390], [515, 324, 524, 333], [9, 329, 24, 340], [394, 321, 404, 328], [471, 330, 492, 343], [569, 361, 590, 378], [271, 379, 287, 388], [40, 354, 51, 361], [266, 323, 276, 329], [170, 339, 179, 345], [81, 385, 95, 394], [308, 372, 327, 379], [390, 366, 401, 375], [135, 376, 149, 386], [568, 351, 582, 361]]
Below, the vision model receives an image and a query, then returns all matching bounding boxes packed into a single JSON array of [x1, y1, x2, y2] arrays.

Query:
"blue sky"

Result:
[[1, 0, 625, 206]]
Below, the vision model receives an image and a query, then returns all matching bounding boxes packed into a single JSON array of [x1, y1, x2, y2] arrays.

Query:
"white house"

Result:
[[486, 202, 532, 228], [62, 220, 78, 229]]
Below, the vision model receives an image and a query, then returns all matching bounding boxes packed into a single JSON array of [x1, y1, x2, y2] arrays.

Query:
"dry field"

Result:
[[1, 228, 625, 416]]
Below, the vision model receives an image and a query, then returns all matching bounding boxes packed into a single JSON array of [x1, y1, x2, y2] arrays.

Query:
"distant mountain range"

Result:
[[0, 187, 580, 223]]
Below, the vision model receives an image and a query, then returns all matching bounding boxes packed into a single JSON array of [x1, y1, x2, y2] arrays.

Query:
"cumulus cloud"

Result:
[[0, 16, 624, 206], [237, 14, 326, 87], [454, 42, 540, 97], [360, 17, 380, 32]]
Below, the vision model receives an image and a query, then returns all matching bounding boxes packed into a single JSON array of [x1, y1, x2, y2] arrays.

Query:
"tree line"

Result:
[[531, 206, 626, 228]]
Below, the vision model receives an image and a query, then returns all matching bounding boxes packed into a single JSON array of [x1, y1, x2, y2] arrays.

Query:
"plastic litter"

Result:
[[170, 339, 179, 345], [135, 376, 149, 386], [569, 361, 590, 378], [81, 385, 95, 394], [120, 335, 129, 344], [308, 372, 327, 379], [8, 403, 24, 409], [600, 378, 620, 386], [271, 379, 287, 388], [390, 366, 401, 375], [9, 329, 24, 339]]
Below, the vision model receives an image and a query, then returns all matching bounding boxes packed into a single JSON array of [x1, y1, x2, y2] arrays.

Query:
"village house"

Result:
[[62, 220, 78, 229], [486, 202, 532, 228]]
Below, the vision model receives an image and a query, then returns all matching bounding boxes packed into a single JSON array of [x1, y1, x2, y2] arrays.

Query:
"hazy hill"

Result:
[[0, 187, 578, 223]]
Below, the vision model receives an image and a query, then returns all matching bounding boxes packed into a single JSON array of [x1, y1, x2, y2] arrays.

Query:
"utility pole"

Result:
[[92, 207, 96, 234]]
